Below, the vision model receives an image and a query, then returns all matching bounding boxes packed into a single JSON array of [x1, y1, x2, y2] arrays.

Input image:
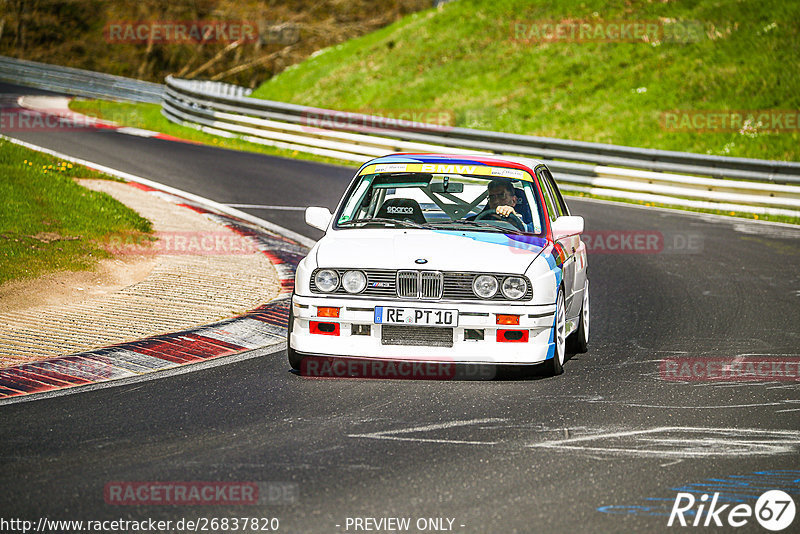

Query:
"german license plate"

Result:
[[374, 307, 458, 327]]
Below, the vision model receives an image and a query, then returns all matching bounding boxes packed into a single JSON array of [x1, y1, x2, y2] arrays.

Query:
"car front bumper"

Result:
[[290, 294, 557, 365]]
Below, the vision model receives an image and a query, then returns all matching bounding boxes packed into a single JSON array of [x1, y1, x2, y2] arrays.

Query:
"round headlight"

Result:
[[341, 270, 367, 294], [472, 275, 499, 299], [314, 269, 339, 292], [501, 276, 527, 300]]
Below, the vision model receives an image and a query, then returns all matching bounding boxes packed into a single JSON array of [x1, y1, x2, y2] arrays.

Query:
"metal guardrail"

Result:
[[0, 55, 797, 218], [0, 56, 163, 103], [164, 76, 800, 218]]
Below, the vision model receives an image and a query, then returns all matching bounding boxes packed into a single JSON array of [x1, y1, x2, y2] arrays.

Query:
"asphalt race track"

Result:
[[1, 82, 799, 533]]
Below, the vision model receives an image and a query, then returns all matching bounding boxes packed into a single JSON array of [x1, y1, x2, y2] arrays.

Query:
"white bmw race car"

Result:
[[288, 153, 589, 376]]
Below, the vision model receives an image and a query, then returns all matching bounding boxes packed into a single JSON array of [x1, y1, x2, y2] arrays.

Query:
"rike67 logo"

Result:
[[668, 490, 796, 531]]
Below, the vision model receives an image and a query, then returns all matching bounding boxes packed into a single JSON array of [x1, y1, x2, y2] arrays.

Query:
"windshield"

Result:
[[334, 169, 545, 235]]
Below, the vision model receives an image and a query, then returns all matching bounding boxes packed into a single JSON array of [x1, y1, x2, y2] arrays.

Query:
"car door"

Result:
[[537, 167, 579, 316], [545, 168, 587, 319]]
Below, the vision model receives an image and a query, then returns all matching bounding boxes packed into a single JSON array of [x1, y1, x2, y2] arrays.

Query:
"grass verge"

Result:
[[0, 139, 152, 285], [252, 0, 800, 162]]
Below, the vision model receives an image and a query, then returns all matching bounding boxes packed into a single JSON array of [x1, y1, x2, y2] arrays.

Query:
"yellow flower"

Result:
[[729, 211, 736, 216], [754, 214, 759, 219]]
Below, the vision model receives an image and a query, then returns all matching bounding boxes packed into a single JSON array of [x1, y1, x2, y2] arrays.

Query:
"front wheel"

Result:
[[545, 288, 566, 376], [287, 301, 303, 370]]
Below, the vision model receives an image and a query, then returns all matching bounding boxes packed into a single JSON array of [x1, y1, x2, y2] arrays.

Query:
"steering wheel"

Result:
[[475, 208, 526, 232]]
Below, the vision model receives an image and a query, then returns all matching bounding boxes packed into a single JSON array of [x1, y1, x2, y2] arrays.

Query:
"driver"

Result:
[[486, 179, 518, 218], [468, 179, 525, 231]]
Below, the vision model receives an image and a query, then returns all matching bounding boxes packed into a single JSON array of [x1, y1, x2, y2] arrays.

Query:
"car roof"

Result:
[[361, 153, 547, 175]]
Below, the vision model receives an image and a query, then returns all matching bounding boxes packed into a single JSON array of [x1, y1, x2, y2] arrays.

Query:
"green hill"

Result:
[[251, 0, 800, 161]]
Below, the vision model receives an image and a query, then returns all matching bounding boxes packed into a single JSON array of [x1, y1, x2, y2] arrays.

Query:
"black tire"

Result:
[[567, 280, 589, 354], [545, 288, 566, 376], [287, 300, 303, 370]]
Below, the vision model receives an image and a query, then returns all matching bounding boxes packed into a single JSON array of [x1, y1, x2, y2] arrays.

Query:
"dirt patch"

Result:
[[0, 255, 156, 314], [29, 231, 81, 243]]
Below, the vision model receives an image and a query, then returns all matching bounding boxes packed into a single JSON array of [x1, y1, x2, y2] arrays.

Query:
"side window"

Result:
[[534, 169, 558, 222], [521, 184, 543, 234], [542, 169, 569, 217]]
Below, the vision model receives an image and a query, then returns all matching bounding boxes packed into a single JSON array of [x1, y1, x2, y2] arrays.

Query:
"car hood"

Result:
[[315, 229, 547, 273]]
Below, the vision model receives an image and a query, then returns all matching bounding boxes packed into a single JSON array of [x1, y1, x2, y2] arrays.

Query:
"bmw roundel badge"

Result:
[[415, 258, 428, 264]]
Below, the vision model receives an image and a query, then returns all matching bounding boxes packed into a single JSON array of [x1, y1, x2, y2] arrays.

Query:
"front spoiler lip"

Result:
[[290, 295, 558, 364], [292, 352, 554, 366]]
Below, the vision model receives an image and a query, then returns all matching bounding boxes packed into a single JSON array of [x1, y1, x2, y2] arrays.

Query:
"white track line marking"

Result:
[[593, 402, 784, 409], [348, 418, 506, 445], [526, 427, 800, 458], [349, 423, 800, 456]]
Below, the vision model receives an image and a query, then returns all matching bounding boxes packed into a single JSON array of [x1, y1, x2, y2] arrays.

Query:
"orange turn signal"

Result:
[[317, 306, 340, 318], [496, 314, 520, 326]]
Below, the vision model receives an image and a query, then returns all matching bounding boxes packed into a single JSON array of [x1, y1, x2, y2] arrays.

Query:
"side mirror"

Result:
[[305, 207, 332, 231], [551, 215, 584, 239]]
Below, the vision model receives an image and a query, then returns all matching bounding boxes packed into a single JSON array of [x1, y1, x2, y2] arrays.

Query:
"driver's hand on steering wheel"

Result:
[[495, 205, 518, 218]]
